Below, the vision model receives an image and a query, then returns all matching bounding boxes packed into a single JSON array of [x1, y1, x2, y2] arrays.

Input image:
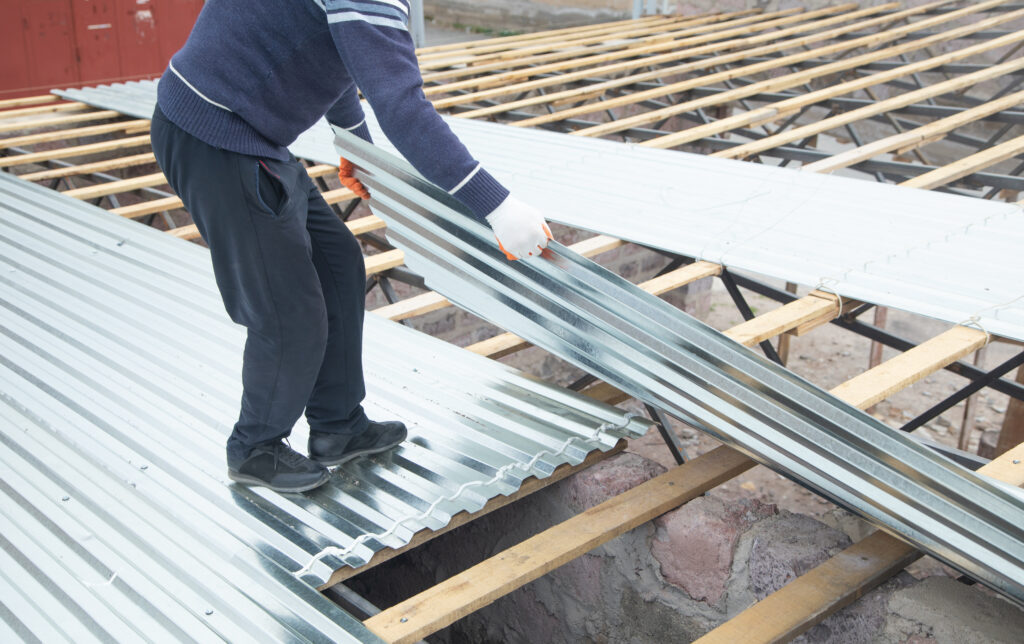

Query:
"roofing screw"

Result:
[[1014, 459, 1021, 465], [61, 496, 69, 502], [205, 609, 214, 616], [140, 465, 148, 470], [400, 617, 408, 623]]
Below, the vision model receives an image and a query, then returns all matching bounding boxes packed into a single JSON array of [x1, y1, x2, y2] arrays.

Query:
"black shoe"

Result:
[[308, 420, 408, 467], [228, 441, 331, 493]]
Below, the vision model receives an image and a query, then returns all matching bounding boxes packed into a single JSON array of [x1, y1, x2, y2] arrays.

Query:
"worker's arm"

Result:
[[319, 0, 550, 258]]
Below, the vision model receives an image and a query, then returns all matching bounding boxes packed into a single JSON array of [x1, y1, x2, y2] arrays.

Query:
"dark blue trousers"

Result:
[[151, 106, 369, 468]]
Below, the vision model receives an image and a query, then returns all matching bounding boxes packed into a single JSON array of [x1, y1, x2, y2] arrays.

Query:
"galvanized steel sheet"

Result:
[[0, 171, 647, 640], [331, 128, 1024, 606]]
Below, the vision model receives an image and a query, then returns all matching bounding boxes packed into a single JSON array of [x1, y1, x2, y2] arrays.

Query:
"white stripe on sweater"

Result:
[[448, 163, 481, 194], [169, 60, 232, 112]]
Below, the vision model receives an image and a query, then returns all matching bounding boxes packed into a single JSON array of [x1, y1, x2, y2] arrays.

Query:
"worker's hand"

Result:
[[485, 195, 552, 260], [338, 157, 371, 200]]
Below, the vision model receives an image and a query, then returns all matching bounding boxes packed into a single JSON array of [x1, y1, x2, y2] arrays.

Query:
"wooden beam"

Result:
[[0, 101, 87, 119], [321, 438, 628, 589], [0, 119, 150, 149], [113, 196, 183, 219], [62, 171, 168, 200], [500, 2, 903, 125], [19, 152, 156, 181], [363, 445, 756, 643], [422, 9, 775, 87], [0, 94, 59, 109], [0, 134, 151, 168], [418, 12, 725, 72], [693, 436, 1022, 644], [830, 326, 988, 410], [996, 367, 1024, 458], [364, 249, 405, 275], [415, 15, 669, 56], [716, 53, 1024, 160], [802, 88, 1024, 174], [899, 132, 1024, 190], [425, 6, 816, 99], [0, 109, 122, 135], [592, 1, 1021, 143]]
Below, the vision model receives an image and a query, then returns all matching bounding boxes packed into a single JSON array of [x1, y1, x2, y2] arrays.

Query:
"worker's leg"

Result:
[[302, 178, 370, 436], [301, 182, 409, 466], [151, 107, 330, 481]]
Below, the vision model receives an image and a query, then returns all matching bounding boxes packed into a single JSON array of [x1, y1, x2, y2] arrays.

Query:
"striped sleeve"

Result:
[[316, 0, 509, 218], [324, 0, 409, 30]]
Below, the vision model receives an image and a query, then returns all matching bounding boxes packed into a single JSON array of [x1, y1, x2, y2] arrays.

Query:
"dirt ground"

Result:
[[618, 276, 1018, 581]]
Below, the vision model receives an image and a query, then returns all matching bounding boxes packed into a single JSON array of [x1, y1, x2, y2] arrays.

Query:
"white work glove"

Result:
[[485, 195, 553, 260]]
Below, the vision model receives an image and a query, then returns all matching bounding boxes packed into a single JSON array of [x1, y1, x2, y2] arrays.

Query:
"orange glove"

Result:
[[339, 157, 371, 200]]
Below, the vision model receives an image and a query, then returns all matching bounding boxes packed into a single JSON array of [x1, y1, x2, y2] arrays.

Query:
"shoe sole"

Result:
[[312, 431, 408, 468], [227, 469, 331, 493]]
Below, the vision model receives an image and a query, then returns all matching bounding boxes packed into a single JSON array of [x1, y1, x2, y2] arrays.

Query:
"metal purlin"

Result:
[[333, 128, 1024, 606]]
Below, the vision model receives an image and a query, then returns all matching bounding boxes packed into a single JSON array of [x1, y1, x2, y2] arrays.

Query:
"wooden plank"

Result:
[[372, 292, 451, 322], [415, 15, 669, 56], [425, 6, 818, 99], [459, 3, 896, 120], [365, 249, 405, 275], [724, 296, 836, 348], [422, 9, 776, 86], [62, 171, 168, 200], [0, 134, 151, 168], [0, 94, 59, 109], [321, 439, 628, 589], [321, 187, 358, 204], [363, 445, 756, 643], [19, 152, 156, 181], [418, 13, 724, 71], [346, 214, 386, 236], [0, 102, 87, 119], [581, 1, 1018, 142], [899, 132, 1024, 190], [692, 532, 921, 644], [0, 109, 122, 135], [830, 326, 987, 410], [168, 224, 200, 240], [0, 119, 150, 149], [500, 2, 903, 125], [112, 196, 183, 219], [694, 440, 1022, 644], [716, 53, 1024, 160]]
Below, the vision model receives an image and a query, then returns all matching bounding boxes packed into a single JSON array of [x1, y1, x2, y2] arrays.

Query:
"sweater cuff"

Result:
[[451, 167, 510, 219]]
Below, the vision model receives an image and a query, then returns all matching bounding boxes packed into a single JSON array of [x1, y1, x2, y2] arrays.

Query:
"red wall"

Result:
[[0, 0, 203, 100]]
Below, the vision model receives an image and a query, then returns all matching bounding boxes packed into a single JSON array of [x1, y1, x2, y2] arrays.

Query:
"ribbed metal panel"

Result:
[[332, 128, 1024, 606], [0, 171, 648, 640], [54, 80, 1024, 342]]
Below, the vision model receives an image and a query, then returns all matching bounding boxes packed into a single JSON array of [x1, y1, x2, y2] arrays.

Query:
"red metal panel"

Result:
[[0, 0, 201, 101], [72, 0, 121, 82], [113, 0, 163, 79], [0, 0, 79, 99]]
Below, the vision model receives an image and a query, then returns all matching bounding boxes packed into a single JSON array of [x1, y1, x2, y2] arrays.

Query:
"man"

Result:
[[151, 0, 551, 493]]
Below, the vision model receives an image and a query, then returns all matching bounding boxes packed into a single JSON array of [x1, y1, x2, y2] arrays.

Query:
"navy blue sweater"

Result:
[[158, 0, 508, 218]]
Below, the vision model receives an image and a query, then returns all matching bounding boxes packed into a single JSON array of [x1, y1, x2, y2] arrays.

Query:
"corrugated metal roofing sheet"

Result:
[[0, 171, 648, 640], [54, 80, 1024, 342], [331, 127, 1024, 606]]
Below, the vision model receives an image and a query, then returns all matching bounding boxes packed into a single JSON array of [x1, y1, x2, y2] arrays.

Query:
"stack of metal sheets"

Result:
[[333, 128, 1024, 606]]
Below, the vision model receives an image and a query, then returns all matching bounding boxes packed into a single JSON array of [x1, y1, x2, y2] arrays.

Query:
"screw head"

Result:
[[400, 617, 408, 623], [205, 609, 214, 616], [61, 496, 70, 502], [1014, 459, 1021, 465]]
